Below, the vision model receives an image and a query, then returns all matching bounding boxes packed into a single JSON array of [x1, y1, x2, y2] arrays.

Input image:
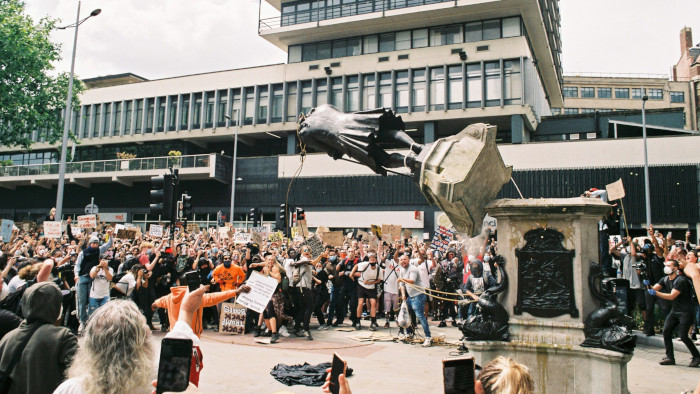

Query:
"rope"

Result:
[[404, 282, 483, 297], [405, 284, 479, 303], [284, 113, 308, 235]]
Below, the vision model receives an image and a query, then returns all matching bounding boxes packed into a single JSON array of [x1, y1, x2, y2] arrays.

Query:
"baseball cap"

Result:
[[89, 236, 100, 244]]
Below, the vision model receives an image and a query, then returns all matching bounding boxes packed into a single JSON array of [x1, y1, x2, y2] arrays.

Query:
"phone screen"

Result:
[[443, 357, 475, 394], [185, 271, 201, 292], [329, 353, 347, 394], [156, 338, 193, 393]]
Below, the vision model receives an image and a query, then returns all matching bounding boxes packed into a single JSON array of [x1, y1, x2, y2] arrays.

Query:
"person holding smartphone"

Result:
[[87, 255, 113, 318]]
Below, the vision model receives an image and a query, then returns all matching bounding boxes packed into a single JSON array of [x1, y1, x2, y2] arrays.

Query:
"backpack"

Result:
[[277, 263, 290, 292], [0, 284, 27, 318]]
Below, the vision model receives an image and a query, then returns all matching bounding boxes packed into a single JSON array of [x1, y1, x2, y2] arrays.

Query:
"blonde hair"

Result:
[[68, 300, 155, 394], [479, 357, 534, 394]]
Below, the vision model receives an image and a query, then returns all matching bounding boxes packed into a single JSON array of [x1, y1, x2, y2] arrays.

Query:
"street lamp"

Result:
[[55, 2, 101, 220], [641, 94, 651, 226], [225, 111, 241, 228]]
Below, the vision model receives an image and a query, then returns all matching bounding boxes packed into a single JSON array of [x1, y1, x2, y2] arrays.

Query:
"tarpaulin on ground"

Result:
[[270, 362, 353, 387]]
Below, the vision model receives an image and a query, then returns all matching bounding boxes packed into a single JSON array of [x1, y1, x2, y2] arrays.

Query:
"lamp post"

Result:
[[55, 3, 101, 220], [225, 109, 241, 228], [641, 94, 651, 226]]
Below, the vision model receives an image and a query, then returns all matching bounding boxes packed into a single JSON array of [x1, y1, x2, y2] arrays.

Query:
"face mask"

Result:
[[232, 255, 240, 261], [329, 256, 337, 262], [664, 266, 674, 275], [212, 248, 218, 254], [370, 262, 377, 266], [484, 255, 491, 262], [146, 249, 152, 254], [223, 261, 232, 268]]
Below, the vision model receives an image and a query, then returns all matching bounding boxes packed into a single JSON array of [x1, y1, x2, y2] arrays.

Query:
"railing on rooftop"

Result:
[[0, 154, 212, 178], [259, 0, 455, 32], [563, 72, 672, 80]]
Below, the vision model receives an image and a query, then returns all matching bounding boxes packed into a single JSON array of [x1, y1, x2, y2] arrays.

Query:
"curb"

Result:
[[633, 330, 699, 355]]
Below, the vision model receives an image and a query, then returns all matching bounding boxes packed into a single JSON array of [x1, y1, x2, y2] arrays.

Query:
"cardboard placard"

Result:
[[431, 225, 455, 253], [233, 232, 252, 244], [303, 235, 325, 258], [149, 224, 163, 238], [116, 229, 137, 240], [315, 225, 329, 235], [71, 226, 82, 237], [357, 230, 371, 241], [77, 215, 97, 229], [186, 222, 200, 233], [402, 229, 412, 239], [268, 231, 283, 243], [218, 227, 230, 239], [44, 221, 63, 239], [382, 224, 402, 241], [370, 225, 382, 238], [606, 178, 625, 202], [219, 302, 246, 335], [0, 220, 13, 242], [322, 231, 344, 247], [235, 271, 279, 314], [252, 232, 263, 246], [297, 220, 309, 238]]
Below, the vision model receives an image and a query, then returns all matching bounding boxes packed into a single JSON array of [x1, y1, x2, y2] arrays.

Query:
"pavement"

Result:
[[147, 319, 700, 394]]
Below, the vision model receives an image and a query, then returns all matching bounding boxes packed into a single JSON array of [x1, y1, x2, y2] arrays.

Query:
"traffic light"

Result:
[[276, 203, 287, 231], [150, 174, 175, 220], [296, 207, 305, 222], [249, 207, 261, 227], [181, 193, 192, 219]]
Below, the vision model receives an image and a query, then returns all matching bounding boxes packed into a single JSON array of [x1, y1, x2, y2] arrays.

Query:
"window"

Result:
[[466, 63, 482, 108], [297, 2, 311, 23], [614, 88, 629, 99], [447, 65, 462, 109], [125, 101, 133, 134], [179, 95, 190, 129], [551, 108, 561, 115], [563, 108, 579, 115], [286, 84, 298, 122], [257, 86, 269, 123], [412, 29, 428, 48], [430, 25, 462, 46], [135, 99, 143, 134], [204, 91, 215, 128], [192, 93, 202, 129], [315, 79, 328, 107], [167, 96, 177, 131], [303, 43, 317, 62], [347, 38, 361, 56], [156, 98, 166, 132], [317, 41, 331, 59], [379, 72, 392, 108], [231, 89, 241, 125], [504, 60, 521, 104], [580, 108, 595, 114], [301, 80, 313, 115], [580, 87, 594, 98], [379, 33, 395, 52], [363, 35, 378, 54], [597, 88, 612, 99], [412, 69, 426, 112], [465, 21, 483, 42], [82, 106, 91, 138], [484, 61, 501, 106], [632, 88, 645, 99], [242, 87, 254, 125], [332, 39, 346, 58], [563, 87, 578, 98], [145, 98, 154, 133], [501, 17, 520, 38], [103, 103, 111, 136], [395, 71, 409, 113], [396, 31, 411, 51], [93, 104, 101, 137], [362, 74, 375, 110], [330, 77, 343, 108], [113, 102, 122, 135], [289, 45, 302, 63], [345, 76, 359, 112], [648, 89, 663, 100], [482, 19, 501, 40], [217, 90, 227, 127], [670, 91, 685, 103], [429, 67, 445, 110], [271, 84, 284, 123]]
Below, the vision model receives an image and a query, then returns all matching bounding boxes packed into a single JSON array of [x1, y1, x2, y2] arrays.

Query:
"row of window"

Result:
[[0, 151, 58, 166], [551, 108, 614, 115], [281, 0, 454, 26], [288, 16, 522, 63], [61, 60, 523, 141], [562, 86, 683, 102]]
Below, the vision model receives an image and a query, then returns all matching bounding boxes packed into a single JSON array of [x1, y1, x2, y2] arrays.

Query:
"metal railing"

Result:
[[259, 0, 455, 31], [0, 154, 213, 178]]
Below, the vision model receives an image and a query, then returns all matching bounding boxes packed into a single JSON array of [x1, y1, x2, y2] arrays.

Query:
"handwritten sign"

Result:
[[77, 215, 97, 229], [371, 225, 382, 238], [303, 235, 325, 258], [268, 231, 283, 243], [44, 221, 62, 238], [322, 231, 344, 247], [186, 222, 199, 233], [149, 224, 163, 238], [218, 302, 246, 335], [606, 178, 626, 202], [315, 225, 329, 235], [252, 232, 263, 246], [116, 228, 137, 240], [218, 227, 230, 239], [382, 224, 402, 241], [402, 229, 412, 239], [235, 271, 279, 314], [233, 232, 252, 244], [0, 220, 13, 242], [297, 220, 309, 238], [71, 226, 82, 237]]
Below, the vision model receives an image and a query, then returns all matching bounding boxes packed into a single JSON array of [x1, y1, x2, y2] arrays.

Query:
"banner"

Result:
[[44, 221, 62, 239], [606, 178, 626, 201], [77, 215, 97, 229], [431, 225, 455, 254], [235, 271, 279, 314], [149, 224, 163, 238], [322, 231, 344, 247], [0, 220, 13, 242], [218, 302, 246, 335]]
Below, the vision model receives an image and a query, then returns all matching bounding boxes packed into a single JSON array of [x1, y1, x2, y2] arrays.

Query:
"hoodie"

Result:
[[153, 286, 237, 337], [0, 282, 78, 394]]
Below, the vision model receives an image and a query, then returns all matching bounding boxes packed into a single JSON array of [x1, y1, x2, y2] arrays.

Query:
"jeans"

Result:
[[407, 293, 431, 339], [328, 285, 341, 323], [88, 296, 109, 318], [663, 311, 700, 360], [76, 275, 92, 324]]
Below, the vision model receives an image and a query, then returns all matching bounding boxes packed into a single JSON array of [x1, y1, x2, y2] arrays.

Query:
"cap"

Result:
[[89, 236, 100, 244]]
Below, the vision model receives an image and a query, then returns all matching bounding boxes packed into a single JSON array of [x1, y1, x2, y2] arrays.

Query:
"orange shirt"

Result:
[[212, 264, 245, 292]]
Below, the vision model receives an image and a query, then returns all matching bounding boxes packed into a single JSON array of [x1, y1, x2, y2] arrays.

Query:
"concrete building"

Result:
[[0, 1, 698, 239]]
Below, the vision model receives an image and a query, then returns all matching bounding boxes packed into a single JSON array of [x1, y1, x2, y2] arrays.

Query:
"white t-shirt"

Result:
[[7, 276, 25, 293], [383, 259, 400, 295], [283, 259, 296, 288], [356, 261, 382, 289], [410, 258, 430, 291], [115, 272, 137, 297], [89, 266, 114, 299], [0, 284, 8, 302]]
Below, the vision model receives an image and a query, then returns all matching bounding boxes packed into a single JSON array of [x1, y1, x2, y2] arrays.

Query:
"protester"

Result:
[[73, 230, 113, 334], [350, 252, 382, 331], [398, 253, 432, 347], [87, 254, 114, 317]]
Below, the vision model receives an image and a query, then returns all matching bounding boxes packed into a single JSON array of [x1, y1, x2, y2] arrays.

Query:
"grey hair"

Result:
[[68, 300, 155, 394]]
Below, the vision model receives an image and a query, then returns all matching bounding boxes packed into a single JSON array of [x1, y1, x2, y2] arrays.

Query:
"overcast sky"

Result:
[[25, 0, 700, 81]]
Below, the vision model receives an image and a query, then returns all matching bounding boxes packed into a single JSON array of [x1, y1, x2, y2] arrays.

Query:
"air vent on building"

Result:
[[309, 65, 319, 70], [477, 45, 489, 52], [398, 54, 409, 60], [330, 62, 341, 67], [451, 48, 463, 54], [378, 56, 389, 62]]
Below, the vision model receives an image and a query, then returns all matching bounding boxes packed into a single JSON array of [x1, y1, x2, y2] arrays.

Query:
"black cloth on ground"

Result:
[[270, 362, 353, 387]]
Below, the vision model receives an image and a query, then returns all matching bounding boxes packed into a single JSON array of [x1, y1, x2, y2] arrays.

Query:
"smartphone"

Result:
[[185, 271, 201, 292], [404, 238, 409, 246], [443, 356, 476, 394], [329, 353, 347, 394], [156, 338, 193, 393]]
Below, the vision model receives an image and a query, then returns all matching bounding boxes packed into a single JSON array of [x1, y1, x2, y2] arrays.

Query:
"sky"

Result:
[[24, 0, 700, 81]]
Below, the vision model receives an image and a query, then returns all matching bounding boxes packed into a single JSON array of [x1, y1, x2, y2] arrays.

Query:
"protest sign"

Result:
[[71, 226, 82, 237], [1, 220, 13, 242], [218, 302, 246, 335], [21, 222, 30, 232], [370, 225, 382, 238], [382, 224, 402, 241], [303, 235, 325, 258], [77, 215, 97, 229], [606, 178, 625, 201], [268, 231, 283, 243], [252, 231, 263, 246], [186, 222, 200, 233], [431, 225, 455, 253], [233, 232, 252, 244], [149, 224, 163, 238], [218, 227, 230, 239], [402, 229, 412, 239], [315, 225, 329, 235], [116, 228, 137, 240], [297, 220, 309, 238], [44, 221, 62, 239], [235, 271, 278, 314], [322, 231, 344, 247]]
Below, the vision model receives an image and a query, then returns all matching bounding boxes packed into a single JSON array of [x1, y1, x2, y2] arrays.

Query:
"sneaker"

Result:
[[690, 357, 700, 368], [451, 320, 458, 327], [293, 328, 305, 337], [384, 321, 390, 329], [318, 324, 329, 331], [254, 326, 261, 337], [659, 357, 675, 366], [77, 322, 84, 335], [398, 333, 407, 341], [422, 338, 433, 347], [263, 330, 271, 337], [270, 332, 280, 344], [438, 321, 447, 328], [369, 323, 378, 331], [331, 321, 340, 327], [304, 330, 314, 340], [355, 323, 361, 331], [279, 326, 290, 337], [643, 330, 655, 337]]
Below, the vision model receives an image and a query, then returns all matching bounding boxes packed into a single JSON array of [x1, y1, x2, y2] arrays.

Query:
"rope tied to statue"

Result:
[[403, 282, 482, 303]]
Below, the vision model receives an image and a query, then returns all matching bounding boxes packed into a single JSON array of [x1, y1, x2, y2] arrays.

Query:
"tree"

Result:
[[0, 0, 84, 149]]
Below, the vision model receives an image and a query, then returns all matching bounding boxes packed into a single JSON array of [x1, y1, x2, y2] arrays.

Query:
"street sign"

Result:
[[85, 203, 99, 214]]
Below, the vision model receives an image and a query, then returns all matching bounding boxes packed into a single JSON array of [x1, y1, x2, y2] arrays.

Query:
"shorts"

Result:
[[629, 288, 646, 311], [384, 292, 399, 313], [357, 286, 377, 300]]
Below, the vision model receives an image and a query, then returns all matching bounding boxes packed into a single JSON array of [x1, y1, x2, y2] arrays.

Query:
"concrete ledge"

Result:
[[632, 330, 699, 355]]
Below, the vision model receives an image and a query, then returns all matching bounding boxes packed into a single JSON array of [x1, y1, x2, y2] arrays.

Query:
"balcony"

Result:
[[0, 153, 232, 189]]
